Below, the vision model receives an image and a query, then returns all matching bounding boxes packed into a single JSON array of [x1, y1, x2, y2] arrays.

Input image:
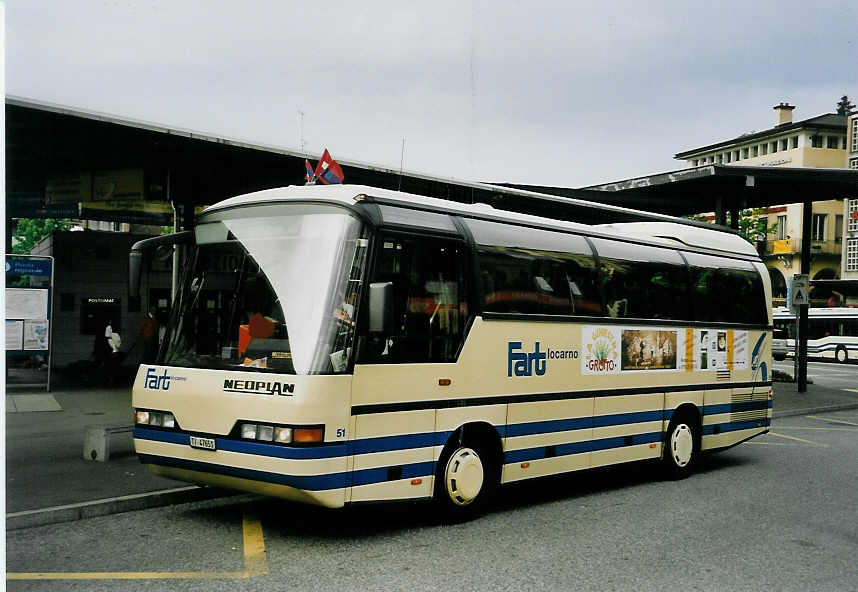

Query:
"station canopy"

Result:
[[508, 164, 858, 225], [6, 96, 858, 231]]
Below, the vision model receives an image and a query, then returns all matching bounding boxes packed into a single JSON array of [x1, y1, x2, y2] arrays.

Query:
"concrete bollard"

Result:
[[83, 424, 133, 461]]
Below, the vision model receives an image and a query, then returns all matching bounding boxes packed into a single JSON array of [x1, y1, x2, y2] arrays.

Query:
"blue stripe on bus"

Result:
[[702, 400, 772, 416], [134, 428, 189, 446], [134, 426, 452, 459], [137, 453, 435, 491], [506, 410, 666, 438], [348, 431, 452, 455], [138, 453, 349, 490], [351, 462, 435, 487], [134, 427, 348, 460], [702, 419, 770, 435], [136, 405, 770, 482], [593, 410, 666, 427], [504, 432, 664, 464]]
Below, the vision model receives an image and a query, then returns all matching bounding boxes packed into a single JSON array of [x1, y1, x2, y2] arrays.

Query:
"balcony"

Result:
[[760, 239, 842, 257]]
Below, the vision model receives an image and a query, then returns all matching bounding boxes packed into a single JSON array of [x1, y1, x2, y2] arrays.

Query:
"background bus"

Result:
[[773, 307, 858, 363]]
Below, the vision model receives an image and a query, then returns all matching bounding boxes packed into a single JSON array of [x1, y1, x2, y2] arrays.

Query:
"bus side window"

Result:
[[363, 236, 467, 364]]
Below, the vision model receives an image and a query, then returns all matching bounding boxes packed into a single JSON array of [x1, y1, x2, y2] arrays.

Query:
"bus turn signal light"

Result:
[[438, 378, 451, 386], [293, 428, 324, 443]]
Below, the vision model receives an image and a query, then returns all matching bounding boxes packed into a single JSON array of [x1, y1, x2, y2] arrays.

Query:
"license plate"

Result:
[[189, 436, 216, 450]]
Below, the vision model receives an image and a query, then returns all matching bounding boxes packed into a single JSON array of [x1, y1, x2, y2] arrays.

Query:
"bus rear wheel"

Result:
[[835, 346, 848, 363], [662, 415, 700, 479], [434, 436, 498, 520]]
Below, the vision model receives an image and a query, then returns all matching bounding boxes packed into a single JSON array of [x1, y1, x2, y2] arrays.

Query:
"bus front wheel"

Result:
[[662, 415, 700, 479], [835, 346, 848, 363], [434, 435, 498, 520]]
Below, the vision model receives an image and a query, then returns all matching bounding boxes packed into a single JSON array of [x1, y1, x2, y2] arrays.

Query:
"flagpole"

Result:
[[297, 110, 305, 152], [398, 137, 406, 191]]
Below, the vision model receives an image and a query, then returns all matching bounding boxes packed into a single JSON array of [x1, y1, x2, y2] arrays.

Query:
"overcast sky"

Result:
[[5, 1, 857, 187]]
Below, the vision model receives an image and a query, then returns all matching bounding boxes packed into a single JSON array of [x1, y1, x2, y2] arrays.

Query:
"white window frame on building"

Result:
[[851, 118, 858, 152], [811, 214, 827, 241], [776, 215, 788, 240], [849, 200, 858, 232], [835, 215, 844, 243], [847, 238, 858, 272]]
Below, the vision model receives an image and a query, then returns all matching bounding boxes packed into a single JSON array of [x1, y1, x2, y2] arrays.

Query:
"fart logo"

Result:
[[144, 368, 173, 390], [508, 341, 579, 377], [508, 341, 546, 377]]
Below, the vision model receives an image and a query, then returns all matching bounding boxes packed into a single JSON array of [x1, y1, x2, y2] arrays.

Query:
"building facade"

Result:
[[675, 103, 849, 304], [844, 112, 858, 280]]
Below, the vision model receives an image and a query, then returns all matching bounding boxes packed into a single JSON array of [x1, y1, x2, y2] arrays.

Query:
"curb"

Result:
[[6, 486, 238, 531], [773, 402, 858, 419]]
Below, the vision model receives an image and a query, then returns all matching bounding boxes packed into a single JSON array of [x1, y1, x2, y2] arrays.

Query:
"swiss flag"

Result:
[[313, 149, 345, 185]]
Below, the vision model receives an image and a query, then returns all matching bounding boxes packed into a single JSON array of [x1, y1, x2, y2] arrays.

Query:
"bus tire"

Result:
[[662, 413, 700, 480], [835, 346, 848, 363], [434, 431, 499, 520]]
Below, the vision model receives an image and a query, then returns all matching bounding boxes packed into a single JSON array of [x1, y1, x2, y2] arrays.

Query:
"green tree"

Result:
[[685, 208, 775, 245], [11, 218, 75, 254], [836, 95, 855, 116], [736, 208, 775, 245]]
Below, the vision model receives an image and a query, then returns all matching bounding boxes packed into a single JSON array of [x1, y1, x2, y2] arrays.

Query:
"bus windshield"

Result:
[[162, 204, 367, 375]]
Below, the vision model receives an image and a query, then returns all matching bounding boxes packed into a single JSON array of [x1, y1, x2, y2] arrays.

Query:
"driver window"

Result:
[[364, 235, 467, 364]]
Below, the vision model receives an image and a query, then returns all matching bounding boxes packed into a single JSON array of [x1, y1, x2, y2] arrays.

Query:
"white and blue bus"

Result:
[[130, 184, 773, 517], [773, 307, 858, 363]]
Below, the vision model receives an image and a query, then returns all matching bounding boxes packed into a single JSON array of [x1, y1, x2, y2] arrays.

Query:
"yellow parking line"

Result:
[[7, 511, 267, 580], [806, 415, 858, 427], [6, 571, 247, 580], [768, 432, 828, 447], [242, 511, 268, 577], [747, 441, 795, 446]]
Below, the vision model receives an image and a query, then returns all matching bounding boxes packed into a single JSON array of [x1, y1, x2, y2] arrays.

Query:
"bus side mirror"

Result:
[[129, 250, 144, 298], [368, 282, 394, 334], [129, 231, 194, 298]]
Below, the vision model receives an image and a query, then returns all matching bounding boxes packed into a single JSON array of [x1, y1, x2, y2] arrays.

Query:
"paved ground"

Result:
[[6, 409, 858, 591], [4, 366, 857, 529]]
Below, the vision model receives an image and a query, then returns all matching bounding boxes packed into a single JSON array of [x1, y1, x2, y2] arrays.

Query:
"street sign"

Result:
[[790, 274, 809, 312]]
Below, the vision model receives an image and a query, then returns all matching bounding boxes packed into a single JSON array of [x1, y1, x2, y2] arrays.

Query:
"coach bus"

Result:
[[129, 184, 773, 517], [773, 307, 858, 363]]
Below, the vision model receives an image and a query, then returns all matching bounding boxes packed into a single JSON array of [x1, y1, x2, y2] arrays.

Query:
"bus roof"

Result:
[[203, 184, 758, 257]]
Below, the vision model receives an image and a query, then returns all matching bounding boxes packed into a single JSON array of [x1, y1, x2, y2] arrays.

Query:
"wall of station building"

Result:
[[31, 230, 173, 374], [686, 132, 848, 169]]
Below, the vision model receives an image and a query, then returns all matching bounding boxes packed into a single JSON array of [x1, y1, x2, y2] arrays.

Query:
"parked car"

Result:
[[772, 328, 789, 361]]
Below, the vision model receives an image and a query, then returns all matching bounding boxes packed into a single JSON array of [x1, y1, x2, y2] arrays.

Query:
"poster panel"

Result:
[[23, 320, 50, 351], [621, 329, 678, 371], [6, 288, 49, 320], [6, 321, 24, 350], [582, 326, 621, 375]]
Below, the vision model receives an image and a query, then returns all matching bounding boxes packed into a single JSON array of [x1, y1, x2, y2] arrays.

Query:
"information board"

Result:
[[5, 255, 54, 391]]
